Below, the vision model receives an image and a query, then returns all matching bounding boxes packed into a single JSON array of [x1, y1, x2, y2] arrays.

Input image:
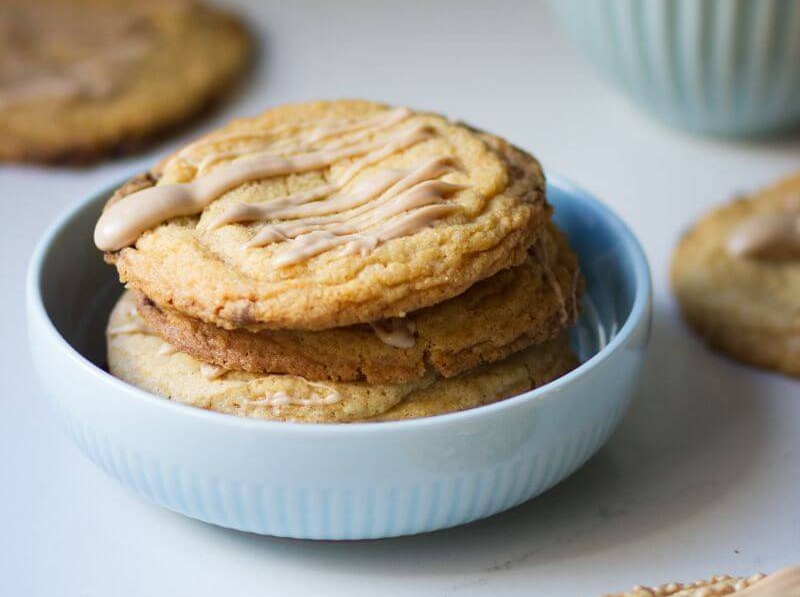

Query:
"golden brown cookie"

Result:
[[107, 291, 577, 423], [0, 0, 251, 164], [372, 333, 577, 422], [600, 567, 796, 597], [99, 100, 550, 331], [134, 223, 581, 383], [671, 171, 800, 376]]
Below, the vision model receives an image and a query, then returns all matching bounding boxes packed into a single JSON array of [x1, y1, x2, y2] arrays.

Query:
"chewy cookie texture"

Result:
[[108, 291, 578, 423], [100, 100, 583, 422], [133, 223, 581, 384], [0, 0, 251, 164], [98, 101, 550, 331], [671, 171, 800, 376]]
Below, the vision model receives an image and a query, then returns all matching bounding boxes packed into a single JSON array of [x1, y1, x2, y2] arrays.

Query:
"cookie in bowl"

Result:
[[0, 0, 251, 164], [671, 171, 800, 376], [96, 100, 583, 422], [132, 222, 581, 384], [95, 100, 551, 331], [108, 291, 578, 423]]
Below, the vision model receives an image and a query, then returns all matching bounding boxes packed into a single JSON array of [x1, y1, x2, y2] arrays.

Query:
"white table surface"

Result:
[[3, 1, 799, 595]]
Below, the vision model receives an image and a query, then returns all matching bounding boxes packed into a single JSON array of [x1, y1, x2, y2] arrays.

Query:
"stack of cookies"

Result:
[[98, 100, 583, 423]]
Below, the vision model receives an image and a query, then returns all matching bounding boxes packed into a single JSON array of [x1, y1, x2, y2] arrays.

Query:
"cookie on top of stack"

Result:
[[97, 100, 583, 423]]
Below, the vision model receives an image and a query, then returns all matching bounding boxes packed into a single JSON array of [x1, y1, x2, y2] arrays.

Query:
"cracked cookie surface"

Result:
[[103, 100, 550, 331], [134, 222, 581, 383]]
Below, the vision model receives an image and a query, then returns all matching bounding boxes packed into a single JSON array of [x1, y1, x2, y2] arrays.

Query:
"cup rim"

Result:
[[26, 171, 652, 436]]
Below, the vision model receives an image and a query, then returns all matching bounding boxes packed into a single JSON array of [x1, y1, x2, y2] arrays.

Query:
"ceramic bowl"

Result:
[[547, 0, 800, 136], [26, 174, 651, 540]]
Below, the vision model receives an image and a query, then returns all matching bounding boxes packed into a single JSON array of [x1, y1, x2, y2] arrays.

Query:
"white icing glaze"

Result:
[[107, 321, 149, 336], [199, 363, 227, 380], [166, 107, 412, 173], [205, 155, 462, 265], [727, 212, 800, 260], [252, 183, 461, 266], [157, 343, 178, 356], [94, 121, 436, 252], [245, 379, 342, 407], [370, 318, 416, 348]]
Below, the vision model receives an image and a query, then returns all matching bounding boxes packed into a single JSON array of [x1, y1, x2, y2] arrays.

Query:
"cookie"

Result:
[[97, 100, 550, 331], [0, 0, 251, 164], [107, 291, 577, 423], [372, 332, 577, 422], [601, 564, 800, 597], [602, 575, 763, 597], [671, 171, 800, 376], [134, 223, 581, 383]]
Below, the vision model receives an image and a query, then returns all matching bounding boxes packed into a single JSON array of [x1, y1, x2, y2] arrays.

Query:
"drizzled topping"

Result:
[[248, 380, 342, 407], [108, 305, 149, 336], [370, 318, 417, 348], [107, 321, 150, 336], [199, 363, 227, 380], [94, 107, 467, 267], [165, 106, 413, 174], [727, 212, 800, 261], [156, 343, 178, 356]]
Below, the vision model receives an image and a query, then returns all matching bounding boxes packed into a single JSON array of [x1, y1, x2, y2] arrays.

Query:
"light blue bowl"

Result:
[[547, 0, 800, 136], [26, 174, 651, 540]]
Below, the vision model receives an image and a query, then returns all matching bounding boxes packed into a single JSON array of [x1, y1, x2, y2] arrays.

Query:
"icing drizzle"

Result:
[[370, 318, 416, 348], [107, 321, 149, 336], [727, 212, 800, 261], [157, 343, 178, 356], [199, 363, 227, 380], [94, 107, 466, 267]]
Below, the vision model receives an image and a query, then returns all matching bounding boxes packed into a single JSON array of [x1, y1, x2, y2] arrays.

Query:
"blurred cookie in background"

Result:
[[671, 171, 800, 376], [0, 0, 252, 165]]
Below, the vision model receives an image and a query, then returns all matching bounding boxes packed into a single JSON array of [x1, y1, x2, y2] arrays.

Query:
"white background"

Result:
[[3, 1, 799, 595]]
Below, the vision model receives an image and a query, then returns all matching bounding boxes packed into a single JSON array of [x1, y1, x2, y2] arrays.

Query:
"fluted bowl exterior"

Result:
[[547, 0, 800, 136]]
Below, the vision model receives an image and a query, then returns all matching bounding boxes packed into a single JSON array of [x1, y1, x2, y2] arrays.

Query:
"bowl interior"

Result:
[[33, 174, 646, 378]]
